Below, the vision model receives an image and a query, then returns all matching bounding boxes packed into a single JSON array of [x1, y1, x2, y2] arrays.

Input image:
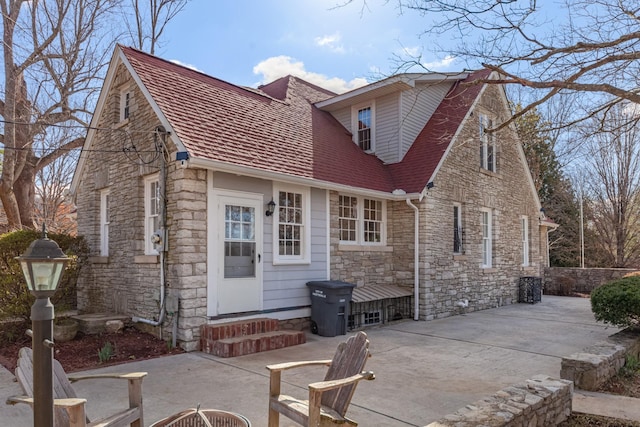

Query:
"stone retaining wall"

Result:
[[425, 375, 573, 427], [560, 328, 640, 391], [543, 267, 638, 295]]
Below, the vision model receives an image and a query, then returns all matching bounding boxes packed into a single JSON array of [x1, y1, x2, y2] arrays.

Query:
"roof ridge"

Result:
[[119, 45, 279, 102]]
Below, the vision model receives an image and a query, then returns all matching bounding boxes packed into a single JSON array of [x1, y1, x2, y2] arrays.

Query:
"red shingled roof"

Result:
[[120, 46, 489, 195], [388, 69, 492, 193]]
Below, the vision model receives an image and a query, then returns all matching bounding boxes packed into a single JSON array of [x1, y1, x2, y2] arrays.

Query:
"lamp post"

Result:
[[16, 226, 69, 427]]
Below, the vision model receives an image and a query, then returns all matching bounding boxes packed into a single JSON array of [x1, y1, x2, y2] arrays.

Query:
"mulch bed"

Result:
[[0, 327, 184, 373]]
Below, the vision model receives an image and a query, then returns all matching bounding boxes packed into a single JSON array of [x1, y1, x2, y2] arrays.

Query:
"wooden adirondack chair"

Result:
[[6, 347, 147, 427], [266, 331, 375, 427]]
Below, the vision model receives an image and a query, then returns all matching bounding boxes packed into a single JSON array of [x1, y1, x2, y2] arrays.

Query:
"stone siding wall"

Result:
[[328, 191, 415, 289], [418, 85, 543, 320], [75, 63, 207, 351], [560, 328, 640, 391], [329, 85, 546, 321], [425, 375, 573, 427], [544, 267, 638, 295]]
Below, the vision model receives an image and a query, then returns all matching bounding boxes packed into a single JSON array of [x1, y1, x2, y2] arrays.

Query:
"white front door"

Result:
[[209, 190, 263, 315]]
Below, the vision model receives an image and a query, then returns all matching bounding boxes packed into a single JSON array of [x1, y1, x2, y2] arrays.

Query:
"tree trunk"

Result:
[[15, 162, 35, 229]]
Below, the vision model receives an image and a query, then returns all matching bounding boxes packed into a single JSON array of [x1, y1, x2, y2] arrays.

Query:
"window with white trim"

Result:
[[521, 216, 530, 266], [120, 89, 131, 122], [338, 194, 386, 245], [453, 203, 463, 254], [481, 208, 492, 268], [338, 195, 358, 242], [100, 189, 110, 256], [144, 174, 160, 255], [352, 103, 374, 152], [274, 185, 310, 263], [479, 113, 496, 172]]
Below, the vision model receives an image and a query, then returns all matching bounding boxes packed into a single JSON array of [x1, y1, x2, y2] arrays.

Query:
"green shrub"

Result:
[[591, 276, 640, 328], [0, 229, 89, 344], [620, 354, 640, 378]]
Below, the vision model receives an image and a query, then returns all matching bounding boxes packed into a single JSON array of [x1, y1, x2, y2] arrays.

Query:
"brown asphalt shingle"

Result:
[[121, 46, 488, 195]]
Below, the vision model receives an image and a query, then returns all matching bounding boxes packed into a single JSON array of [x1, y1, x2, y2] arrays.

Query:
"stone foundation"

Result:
[[561, 328, 640, 390], [425, 375, 573, 427]]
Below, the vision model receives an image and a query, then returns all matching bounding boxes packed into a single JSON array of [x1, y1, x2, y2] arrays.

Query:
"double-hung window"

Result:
[[479, 113, 496, 172], [481, 208, 492, 268], [521, 216, 530, 266], [144, 174, 160, 255], [274, 185, 310, 263], [100, 189, 110, 256], [453, 203, 463, 254], [120, 89, 131, 122], [338, 194, 386, 245], [339, 195, 358, 242], [353, 103, 374, 152]]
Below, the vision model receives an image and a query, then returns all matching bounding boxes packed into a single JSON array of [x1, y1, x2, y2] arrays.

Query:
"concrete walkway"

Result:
[[0, 296, 634, 426]]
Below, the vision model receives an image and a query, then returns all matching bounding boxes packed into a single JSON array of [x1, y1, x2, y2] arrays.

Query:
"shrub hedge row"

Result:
[[0, 229, 88, 343]]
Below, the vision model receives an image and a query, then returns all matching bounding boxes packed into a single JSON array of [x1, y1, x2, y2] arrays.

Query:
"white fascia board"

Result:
[[495, 74, 544, 212], [316, 72, 469, 110], [189, 156, 422, 201], [70, 48, 122, 196], [117, 49, 187, 155]]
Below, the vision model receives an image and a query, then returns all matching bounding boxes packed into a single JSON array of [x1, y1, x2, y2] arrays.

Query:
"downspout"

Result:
[[406, 198, 420, 321], [133, 127, 168, 328]]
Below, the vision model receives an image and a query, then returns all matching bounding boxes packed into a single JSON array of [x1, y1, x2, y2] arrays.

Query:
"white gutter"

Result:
[[406, 198, 420, 321], [189, 156, 423, 202]]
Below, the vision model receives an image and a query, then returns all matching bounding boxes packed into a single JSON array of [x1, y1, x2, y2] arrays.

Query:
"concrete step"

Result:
[[200, 318, 306, 357], [71, 313, 131, 335]]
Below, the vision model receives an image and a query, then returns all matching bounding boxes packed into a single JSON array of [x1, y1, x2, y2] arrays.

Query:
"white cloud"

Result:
[[401, 46, 422, 58], [170, 59, 203, 72], [253, 56, 368, 94], [314, 32, 345, 54], [422, 55, 456, 71]]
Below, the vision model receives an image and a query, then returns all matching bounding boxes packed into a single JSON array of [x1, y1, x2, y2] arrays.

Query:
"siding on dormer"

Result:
[[399, 81, 453, 162], [373, 92, 401, 164], [328, 80, 455, 165]]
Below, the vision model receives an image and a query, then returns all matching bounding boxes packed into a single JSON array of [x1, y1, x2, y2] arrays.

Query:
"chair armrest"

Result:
[[7, 395, 87, 408], [308, 371, 375, 393], [266, 360, 332, 372], [6, 395, 32, 406], [67, 372, 147, 383]]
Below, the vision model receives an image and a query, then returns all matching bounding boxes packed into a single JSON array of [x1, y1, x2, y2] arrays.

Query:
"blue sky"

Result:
[[157, 0, 456, 93]]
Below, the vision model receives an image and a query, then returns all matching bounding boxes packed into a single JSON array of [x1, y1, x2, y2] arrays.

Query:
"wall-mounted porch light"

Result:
[[265, 199, 276, 217]]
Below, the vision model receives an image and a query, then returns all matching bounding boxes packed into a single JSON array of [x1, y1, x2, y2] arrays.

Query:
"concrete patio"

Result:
[[0, 296, 628, 426]]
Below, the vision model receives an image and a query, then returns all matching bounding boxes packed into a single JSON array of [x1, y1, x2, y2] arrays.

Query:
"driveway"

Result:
[[1, 296, 619, 426]]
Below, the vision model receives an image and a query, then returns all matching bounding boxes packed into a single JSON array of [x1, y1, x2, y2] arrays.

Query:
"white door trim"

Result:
[[207, 186, 264, 316]]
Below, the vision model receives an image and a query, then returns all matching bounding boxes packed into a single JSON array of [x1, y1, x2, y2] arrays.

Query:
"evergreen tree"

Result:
[[514, 106, 581, 267]]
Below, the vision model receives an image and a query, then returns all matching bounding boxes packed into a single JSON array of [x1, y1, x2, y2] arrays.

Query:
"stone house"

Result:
[[70, 46, 555, 351]]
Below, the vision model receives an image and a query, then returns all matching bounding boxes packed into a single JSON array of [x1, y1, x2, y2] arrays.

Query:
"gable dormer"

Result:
[[316, 73, 467, 164]]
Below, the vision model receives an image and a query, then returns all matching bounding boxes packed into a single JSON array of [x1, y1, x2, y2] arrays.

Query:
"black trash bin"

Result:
[[518, 276, 542, 304], [306, 280, 356, 337]]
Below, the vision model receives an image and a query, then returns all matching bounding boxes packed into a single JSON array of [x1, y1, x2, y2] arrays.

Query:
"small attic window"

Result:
[[352, 102, 375, 152], [120, 89, 131, 122]]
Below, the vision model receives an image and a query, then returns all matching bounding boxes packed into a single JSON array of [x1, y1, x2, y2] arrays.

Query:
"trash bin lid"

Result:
[[306, 280, 356, 289]]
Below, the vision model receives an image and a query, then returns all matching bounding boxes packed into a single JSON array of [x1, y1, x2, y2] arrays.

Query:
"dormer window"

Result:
[[352, 103, 375, 152]]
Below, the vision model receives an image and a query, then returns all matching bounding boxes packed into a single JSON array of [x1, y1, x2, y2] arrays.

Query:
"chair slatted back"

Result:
[[320, 331, 370, 416], [15, 347, 83, 427]]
